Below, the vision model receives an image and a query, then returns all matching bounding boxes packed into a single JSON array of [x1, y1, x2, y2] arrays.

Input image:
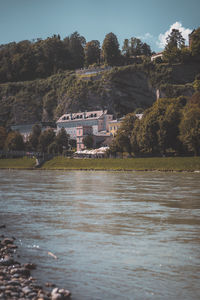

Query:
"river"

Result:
[[0, 170, 200, 300]]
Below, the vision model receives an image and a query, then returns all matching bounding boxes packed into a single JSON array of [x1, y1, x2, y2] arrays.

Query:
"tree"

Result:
[[179, 104, 200, 155], [48, 141, 59, 154], [5, 131, 25, 151], [122, 39, 130, 57], [112, 113, 137, 154], [130, 97, 186, 155], [0, 127, 7, 150], [84, 40, 100, 66], [102, 32, 120, 66], [64, 31, 86, 69], [141, 42, 152, 56], [55, 128, 69, 153], [28, 124, 41, 151], [130, 118, 141, 155], [163, 45, 181, 63], [166, 29, 185, 49], [83, 135, 94, 149], [137, 109, 159, 154], [43, 91, 57, 120], [122, 37, 151, 65], [38, 128, 55, 153], [190, 27, 200, 60], [163, 29, 185, 63]]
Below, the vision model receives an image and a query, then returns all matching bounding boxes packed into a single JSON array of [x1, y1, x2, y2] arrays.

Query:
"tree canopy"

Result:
[[102, 32, 121, 66], [84, 40, 100, 66], [5, 131, 25, 151], [179, 102, 200, 155], [83, 135, 94, 149], [111, 97, 191, 156], [190, 27, 200, 60], [122, 37, 152, 57], [163, 29, 185, 63], [0, 126, 7, 150]]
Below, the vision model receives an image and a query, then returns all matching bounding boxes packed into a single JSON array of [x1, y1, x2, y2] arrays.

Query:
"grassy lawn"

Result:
[[0, 157, 36, 169], [41, 156, 200, 171]]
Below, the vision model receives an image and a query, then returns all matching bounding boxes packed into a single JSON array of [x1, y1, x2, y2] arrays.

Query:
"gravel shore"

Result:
[[0, 227, 71, 300]]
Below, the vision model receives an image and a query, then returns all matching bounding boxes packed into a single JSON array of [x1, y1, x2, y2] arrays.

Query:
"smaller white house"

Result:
[[151, 52, 163, 62]]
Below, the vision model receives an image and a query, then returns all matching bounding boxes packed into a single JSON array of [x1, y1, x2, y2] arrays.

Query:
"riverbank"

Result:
[[0, 157, 35, 169], [0, 156, 200, 172], [40, 156, 200, 171], [0, 227, 71, 299]]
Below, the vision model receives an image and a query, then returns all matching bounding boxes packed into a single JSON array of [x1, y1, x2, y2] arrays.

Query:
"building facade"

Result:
[[108, 119, 122, 136], [76, 125, 93, 151], [56, 110, 113, 139]]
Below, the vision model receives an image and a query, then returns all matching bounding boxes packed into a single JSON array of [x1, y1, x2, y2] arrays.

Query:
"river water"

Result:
[[0, 169, 200, 300]]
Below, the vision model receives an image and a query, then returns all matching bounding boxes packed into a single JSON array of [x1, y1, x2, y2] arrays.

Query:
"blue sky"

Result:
[[0, 0, 199, 52]]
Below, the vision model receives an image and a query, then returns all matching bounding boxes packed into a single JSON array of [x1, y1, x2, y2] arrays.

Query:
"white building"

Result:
[[56, 110, 113, 139], [151, 52, 163, 62]]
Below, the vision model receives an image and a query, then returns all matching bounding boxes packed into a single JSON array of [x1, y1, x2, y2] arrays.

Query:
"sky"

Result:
[[0, 0, 200, 52]]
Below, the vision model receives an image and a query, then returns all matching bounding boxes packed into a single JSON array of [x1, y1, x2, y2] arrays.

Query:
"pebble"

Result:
[[1, 238, 14, 245], [0, 235, 71, 299]]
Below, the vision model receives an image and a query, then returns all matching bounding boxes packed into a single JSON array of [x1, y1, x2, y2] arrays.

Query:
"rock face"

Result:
[[0, 61, 199, 127], [0, 67, 156, 127], [0, 234, 71, 299]]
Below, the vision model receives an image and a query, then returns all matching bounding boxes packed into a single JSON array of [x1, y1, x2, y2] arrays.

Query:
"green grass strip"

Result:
[[0, 157, 36, 169], [41, 156, 200, 172]]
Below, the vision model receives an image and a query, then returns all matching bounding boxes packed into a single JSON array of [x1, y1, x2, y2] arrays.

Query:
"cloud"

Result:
[[157, 22, 192, 49], [138, 32, 153, 41]]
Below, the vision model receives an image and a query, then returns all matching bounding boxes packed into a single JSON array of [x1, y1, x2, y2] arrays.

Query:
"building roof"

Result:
[[57, 110, 107, 123]]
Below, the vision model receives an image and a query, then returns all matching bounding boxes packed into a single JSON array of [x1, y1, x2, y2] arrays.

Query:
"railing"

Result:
[[0, 150, 54, 160]]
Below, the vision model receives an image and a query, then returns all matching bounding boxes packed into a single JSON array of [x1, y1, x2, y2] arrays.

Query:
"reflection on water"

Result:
[[0, 170, 200, 300]]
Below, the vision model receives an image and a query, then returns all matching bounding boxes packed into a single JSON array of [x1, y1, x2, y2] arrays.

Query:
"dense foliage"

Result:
[[0, 125, 71, 154], [0, 32, 85, 83], [163, 28, 200, 64], [0, 31, 152, 83], [110, 94, 200, 156]]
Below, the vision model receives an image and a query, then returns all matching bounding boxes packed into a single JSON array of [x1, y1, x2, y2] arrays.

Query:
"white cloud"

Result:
[[157, 22, 192, 49], [138, 32, 153, 41]]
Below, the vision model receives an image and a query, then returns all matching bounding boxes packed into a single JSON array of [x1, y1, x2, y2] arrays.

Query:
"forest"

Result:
[[0, 27, 200, 156], [1, 27, 199, 84]]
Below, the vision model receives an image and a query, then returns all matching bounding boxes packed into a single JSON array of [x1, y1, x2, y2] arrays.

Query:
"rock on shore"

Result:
[[0, 233, 71, 300]]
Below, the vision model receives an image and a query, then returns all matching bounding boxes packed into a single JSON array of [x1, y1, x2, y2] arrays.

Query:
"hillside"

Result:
[[0, 61, 200, 127]]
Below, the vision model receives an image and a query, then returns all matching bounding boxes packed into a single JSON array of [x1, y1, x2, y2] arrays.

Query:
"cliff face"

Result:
[[0, 62, 199, 127]]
